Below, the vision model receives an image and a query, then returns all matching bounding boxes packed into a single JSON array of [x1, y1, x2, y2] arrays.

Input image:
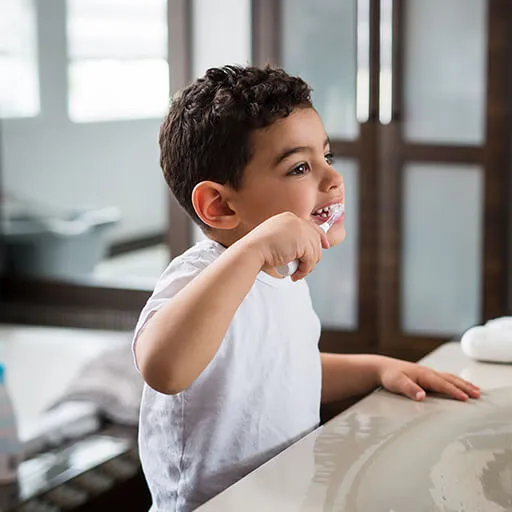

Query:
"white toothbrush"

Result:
[[276, 203, 344, 277]]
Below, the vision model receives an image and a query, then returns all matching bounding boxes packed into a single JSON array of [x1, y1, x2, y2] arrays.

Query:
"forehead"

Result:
[[248, 108, 328, 164]]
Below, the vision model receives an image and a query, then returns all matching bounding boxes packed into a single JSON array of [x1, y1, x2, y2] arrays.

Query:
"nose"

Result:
[[320, 163, 343, 192]]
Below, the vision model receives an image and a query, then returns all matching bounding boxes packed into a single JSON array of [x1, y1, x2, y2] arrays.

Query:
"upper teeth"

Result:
[[313, 205, 334, 217]]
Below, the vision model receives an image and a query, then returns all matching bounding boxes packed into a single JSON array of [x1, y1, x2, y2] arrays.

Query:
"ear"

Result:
[[191, 181, 239, 230]]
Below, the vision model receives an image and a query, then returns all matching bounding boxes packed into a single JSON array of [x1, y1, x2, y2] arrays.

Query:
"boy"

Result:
[[133, 65, 480, 511]]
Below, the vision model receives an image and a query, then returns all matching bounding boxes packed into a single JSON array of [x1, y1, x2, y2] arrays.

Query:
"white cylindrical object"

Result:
[[485, 316, 512, 330], [460, 325, 512, 363], [276, 260, 299, 278]]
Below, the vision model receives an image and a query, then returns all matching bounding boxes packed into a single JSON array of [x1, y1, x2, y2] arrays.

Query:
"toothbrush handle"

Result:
[[276, 260, 299, 277], [276, 221, 330, 277]]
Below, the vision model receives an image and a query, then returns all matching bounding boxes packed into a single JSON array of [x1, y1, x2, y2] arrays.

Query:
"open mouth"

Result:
[[311, 203, 343, 221]]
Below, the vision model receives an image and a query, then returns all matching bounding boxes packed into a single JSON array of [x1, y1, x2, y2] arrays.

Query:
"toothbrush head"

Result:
[[318, 203, 345, 234], [326, 203, 344, 226]]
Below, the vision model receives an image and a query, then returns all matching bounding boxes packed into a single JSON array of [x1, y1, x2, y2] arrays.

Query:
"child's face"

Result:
[[230, 107, 345, 246]]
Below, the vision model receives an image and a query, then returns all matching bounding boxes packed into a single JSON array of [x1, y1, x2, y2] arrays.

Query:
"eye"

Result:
[[325, 152, 335, 166], [287, 162, 310, 176]]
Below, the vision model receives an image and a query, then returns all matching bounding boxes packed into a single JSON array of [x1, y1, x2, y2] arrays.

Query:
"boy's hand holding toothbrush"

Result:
[[241, 206, 342, 281], [277, 203, 344, 277]]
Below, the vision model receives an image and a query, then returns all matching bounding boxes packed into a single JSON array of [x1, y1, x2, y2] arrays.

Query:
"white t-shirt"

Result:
[[133, 239, 322, 511]]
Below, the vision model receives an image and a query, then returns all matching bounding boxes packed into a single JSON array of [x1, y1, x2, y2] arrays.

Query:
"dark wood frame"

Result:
[[509, 111, 512, 314], [167, 0, 194, 258]]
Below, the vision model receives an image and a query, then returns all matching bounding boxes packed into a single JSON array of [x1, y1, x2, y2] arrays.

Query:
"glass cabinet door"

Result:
[[281, 0, 368, 335], [399, 0, 488, 336]]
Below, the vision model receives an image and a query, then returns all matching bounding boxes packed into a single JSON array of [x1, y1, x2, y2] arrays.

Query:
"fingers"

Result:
[[389, 370, 481, 403], [291, 238, 323, 281], [418, 371, 479, 401], [381, 359, 482, 403], [439, 372, 481, 399], [401, 373, 466, 402], [390, 374, 427, 401], [291, 224, 325, 281], [432, 376, 469, 401]]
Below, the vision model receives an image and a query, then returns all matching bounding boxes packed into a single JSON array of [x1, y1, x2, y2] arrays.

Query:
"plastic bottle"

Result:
[[0, 364, 20, 484]]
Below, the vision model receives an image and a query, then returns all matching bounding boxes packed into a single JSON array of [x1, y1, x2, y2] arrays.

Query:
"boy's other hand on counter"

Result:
[[377, 358, 481, 402]]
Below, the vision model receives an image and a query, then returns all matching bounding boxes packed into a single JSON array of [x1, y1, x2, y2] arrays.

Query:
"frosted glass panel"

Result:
[[402, 164, 483, 336], [282, 0, 358, 140], [403, 0, 487, 144], [308, 160, 359, 329], [192, 0, 251, 78]]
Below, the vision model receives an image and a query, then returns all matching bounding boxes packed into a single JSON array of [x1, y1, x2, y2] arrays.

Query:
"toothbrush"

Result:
[[277, 203, 344, 277]]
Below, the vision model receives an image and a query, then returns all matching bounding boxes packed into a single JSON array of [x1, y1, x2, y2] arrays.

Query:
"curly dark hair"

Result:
[[159, 65, 313, 227]]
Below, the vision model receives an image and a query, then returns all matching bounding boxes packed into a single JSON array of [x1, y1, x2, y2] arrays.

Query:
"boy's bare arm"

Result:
[[135, 213, 328, 395], [320, 353, 480, 404], [320, 354, 380, 403], [135, 239, 262, 394]]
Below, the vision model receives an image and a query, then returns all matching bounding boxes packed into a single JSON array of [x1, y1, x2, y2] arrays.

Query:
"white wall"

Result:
[[1, 0, 167, 243]]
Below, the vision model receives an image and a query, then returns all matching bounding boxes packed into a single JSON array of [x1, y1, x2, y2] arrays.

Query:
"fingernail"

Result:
[[416, 391, 426, 401]]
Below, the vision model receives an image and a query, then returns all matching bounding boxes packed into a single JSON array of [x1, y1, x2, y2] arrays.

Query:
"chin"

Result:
[[328, 229, 346, 246]]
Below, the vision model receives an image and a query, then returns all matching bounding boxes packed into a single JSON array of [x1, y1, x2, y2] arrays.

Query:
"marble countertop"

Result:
[[198, 342, 512, 512]]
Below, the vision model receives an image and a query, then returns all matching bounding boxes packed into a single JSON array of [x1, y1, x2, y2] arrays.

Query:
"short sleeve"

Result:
[[131, 258, 205, 373]]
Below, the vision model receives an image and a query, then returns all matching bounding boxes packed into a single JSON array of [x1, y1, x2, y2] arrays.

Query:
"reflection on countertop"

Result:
[[304, 387, 512, 512]]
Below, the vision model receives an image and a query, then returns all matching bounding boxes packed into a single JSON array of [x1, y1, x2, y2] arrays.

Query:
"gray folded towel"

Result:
[[48, 344, 143, 426]]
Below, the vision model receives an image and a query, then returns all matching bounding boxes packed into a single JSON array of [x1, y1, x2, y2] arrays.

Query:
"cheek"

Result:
[[258, 194, 309, 218], [239, 198, 284, 227], [237, 180, 314, 220], [283, 191, 316, 218]]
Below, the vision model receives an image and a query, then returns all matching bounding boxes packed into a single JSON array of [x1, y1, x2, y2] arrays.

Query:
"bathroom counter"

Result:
[[198, 342, 512, 511]]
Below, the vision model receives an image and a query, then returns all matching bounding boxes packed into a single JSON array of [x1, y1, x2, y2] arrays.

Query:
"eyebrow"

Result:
[[273, 137, 331, 167]]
